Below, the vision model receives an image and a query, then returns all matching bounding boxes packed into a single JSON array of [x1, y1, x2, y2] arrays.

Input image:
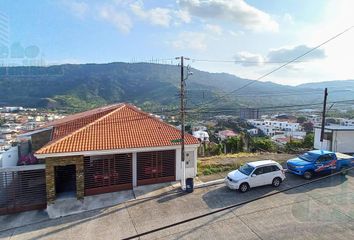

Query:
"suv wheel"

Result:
[[239, 183, 249, 193], [341, 166, 349, 175], [303, 171, 313, 180], [272, 177, 282, 187]]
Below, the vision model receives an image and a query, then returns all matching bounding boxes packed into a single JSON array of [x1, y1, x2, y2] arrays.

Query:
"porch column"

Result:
[[175, 148, 181, 181], [76, 157, 84, 200], [45, 165, 55, 203], [132, 152, 137, 187]]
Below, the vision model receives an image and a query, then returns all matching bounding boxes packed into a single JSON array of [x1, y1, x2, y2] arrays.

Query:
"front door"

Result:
[[55, 165, 76, 195]]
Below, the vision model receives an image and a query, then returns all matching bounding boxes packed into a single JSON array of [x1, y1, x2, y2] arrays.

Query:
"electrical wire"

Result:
[[188, 26, 354, 112], [191, 58, 310, 64], [154, 99, 354, 116]]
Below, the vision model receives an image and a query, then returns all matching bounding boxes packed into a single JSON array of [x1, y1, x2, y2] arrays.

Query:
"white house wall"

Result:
[[332, 131, 354, 153], [314, 128, 331, 151], [1, 146, 18, 167], [175, 146, 198, 181]]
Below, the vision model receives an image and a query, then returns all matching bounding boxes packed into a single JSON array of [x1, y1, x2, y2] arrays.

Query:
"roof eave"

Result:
[[35, 144, 200, 159]]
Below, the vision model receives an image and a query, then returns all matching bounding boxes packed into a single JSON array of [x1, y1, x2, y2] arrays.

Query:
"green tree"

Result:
[[225, 136, 239, 153], [206, 143, 222, 156], [302, 121, 314, 133], [285, 140, 303, 153], [297, 116, 307, 124], [302, 133, 314, 149], [250, 137, 276, 152], [0, 118, 5, 127]]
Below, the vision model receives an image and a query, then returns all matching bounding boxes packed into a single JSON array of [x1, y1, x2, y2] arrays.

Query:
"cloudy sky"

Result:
[[0, 0, 353, 85]]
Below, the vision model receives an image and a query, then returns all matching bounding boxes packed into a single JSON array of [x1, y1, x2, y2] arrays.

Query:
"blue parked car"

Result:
[[287, 150, 354, 179]]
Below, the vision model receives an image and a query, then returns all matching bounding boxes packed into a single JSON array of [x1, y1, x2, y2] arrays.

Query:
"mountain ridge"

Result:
[[0, 62, 353, 112]]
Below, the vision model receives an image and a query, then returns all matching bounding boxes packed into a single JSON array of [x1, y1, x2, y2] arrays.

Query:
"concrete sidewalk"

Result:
[[0, 181, 186, 231], [0, 177, 221, 229], [0, 172, 352, 240]]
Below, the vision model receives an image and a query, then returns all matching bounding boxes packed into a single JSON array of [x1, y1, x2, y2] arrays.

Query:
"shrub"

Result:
[[251, 137, 276, 152]]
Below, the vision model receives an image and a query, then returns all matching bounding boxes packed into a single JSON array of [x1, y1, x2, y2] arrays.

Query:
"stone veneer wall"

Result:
[[31, 129, 52, 152], [45, 156, 84, 203]]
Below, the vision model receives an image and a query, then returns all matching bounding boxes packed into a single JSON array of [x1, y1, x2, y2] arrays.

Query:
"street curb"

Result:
[[194, 178, 224, 188]]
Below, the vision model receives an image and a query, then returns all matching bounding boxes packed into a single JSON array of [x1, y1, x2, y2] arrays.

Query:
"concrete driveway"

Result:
[[0, 171, 353, 240]]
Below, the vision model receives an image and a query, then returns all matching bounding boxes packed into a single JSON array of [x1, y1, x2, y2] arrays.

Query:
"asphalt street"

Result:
[[0, 171, 353, 240]]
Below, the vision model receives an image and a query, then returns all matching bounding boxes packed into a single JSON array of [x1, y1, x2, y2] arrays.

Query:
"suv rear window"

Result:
[[271, 165, 280, 171], [261, 165, 280, 174]]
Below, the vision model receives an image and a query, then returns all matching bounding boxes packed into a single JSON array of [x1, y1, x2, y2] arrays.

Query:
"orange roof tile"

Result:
[[36, 104, 199, 155]]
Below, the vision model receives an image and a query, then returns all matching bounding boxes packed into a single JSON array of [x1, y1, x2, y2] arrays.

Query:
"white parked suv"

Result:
[[225, 160, 286, 193]]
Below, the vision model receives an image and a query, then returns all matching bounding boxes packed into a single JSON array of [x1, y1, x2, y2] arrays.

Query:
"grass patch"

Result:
[[197, 152, 292, 176], [199, 152, 258, 161], [197, 162, 241, 176]]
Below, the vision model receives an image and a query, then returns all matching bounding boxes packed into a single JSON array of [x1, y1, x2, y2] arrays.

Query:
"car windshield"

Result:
[[298, 152, 318, 162], [238, 164, 255, 176]]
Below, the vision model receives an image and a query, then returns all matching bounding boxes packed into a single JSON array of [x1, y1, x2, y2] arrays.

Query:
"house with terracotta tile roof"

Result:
[[20, 103, 199, 203]]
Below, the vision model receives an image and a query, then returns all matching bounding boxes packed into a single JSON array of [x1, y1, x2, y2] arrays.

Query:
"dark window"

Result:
[[317, 154, 332, 163], [262, 166, 274, 173], [271, 165, 280, 171], [323, 132, 332, 141], [254, 167, 265, 175]]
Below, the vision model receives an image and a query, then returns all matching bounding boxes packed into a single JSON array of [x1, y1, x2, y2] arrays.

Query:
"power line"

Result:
[[156, 98, 354, 115], [191, 58, 311, 64], [189, 26, 354, 112]]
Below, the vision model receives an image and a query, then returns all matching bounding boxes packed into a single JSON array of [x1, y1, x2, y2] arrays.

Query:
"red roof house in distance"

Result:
[[25, 103, 199, 203], [217, 130, 238, 141]]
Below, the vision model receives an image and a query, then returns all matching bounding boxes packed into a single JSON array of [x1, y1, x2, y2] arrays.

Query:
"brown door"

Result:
[[137, 150, 176, 186], [84, 154, 132, 196]]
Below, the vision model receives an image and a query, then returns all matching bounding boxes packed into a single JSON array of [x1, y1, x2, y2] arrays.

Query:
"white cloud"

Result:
[[233, 44, 326, 68], [204, 24, 223, 35], [267, 45, 326, 62], [170, 31, 207, 51], [130, 1, 172, 27], [234, 51, 264, 66], [282, 13, 294, 25], [175, 10, 191, 24], [178, 0, 279, 32], [99, 6, 133, 34], [229, 30, 244, 37]]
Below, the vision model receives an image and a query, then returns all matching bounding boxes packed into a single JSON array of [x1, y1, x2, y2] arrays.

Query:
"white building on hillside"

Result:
[[192, 130, 209, 142], [339, 119, 354, 126], [247, 119, 302, 137]]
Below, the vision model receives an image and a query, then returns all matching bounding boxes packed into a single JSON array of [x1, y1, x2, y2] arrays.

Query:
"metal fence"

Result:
[[0, 165, 46, 215], [84, 154, 133, 196]]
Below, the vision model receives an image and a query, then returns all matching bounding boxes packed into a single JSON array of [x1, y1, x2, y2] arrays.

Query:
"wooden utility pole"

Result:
[[320, 88, 328, 149]]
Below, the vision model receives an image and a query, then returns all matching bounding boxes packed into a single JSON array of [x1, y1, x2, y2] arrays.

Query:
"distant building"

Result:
[[314, 125, 354, 154], [306, 114, 321, 124], [248, 119, 301, 137], [273, 114, 297, 123], [3, 106, 24, 112], [339, 118, 354, 126], [192, 130, 210, 142], [247, 128, 258, 136], [218, 130, 238, 140], [239, 108, 260, 120], [192, 125, 207, 131]]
